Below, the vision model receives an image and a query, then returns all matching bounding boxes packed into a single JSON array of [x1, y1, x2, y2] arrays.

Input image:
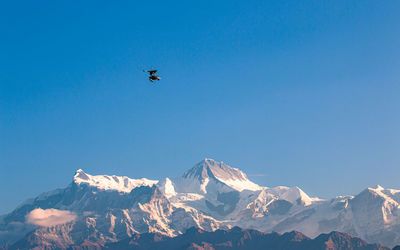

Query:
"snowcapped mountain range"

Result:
[[1, 158, 400, 248]]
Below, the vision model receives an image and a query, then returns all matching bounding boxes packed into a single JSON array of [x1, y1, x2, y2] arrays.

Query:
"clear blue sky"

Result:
[[1, 1, 399, 214]]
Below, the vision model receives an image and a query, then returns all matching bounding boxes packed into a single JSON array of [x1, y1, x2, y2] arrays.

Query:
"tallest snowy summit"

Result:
[[181, 158, 263, 192]]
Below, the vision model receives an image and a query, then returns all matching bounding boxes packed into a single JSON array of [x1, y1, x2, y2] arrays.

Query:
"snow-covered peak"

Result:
[[74, 169, 90, 180], [182, 159, 262, 191], [369, 185, 384, 192], [73, 169, 158, 193], [183, 159, 247, 181], [157, 178, 177, 198], [268, 186, 313, 206], [360, 185, 400, 204]]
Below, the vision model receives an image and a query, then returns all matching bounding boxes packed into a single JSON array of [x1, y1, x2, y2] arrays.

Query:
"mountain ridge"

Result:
[[1, 158, 400, 248], [73, 169, 158, 193], [10, 227, 390, 250]]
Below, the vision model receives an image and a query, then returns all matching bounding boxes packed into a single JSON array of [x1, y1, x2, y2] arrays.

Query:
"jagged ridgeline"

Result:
[[1, 159, 400, 249]]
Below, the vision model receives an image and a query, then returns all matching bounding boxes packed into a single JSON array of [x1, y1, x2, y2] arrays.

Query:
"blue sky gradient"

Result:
[[1, 1, 400, 214]]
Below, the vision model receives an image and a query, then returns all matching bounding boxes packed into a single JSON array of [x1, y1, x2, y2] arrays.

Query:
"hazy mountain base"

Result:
[[10, 227, 391, 250]]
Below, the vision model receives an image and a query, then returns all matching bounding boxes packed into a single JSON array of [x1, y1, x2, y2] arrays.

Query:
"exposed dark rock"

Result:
[[100, 227, 389, 250]]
